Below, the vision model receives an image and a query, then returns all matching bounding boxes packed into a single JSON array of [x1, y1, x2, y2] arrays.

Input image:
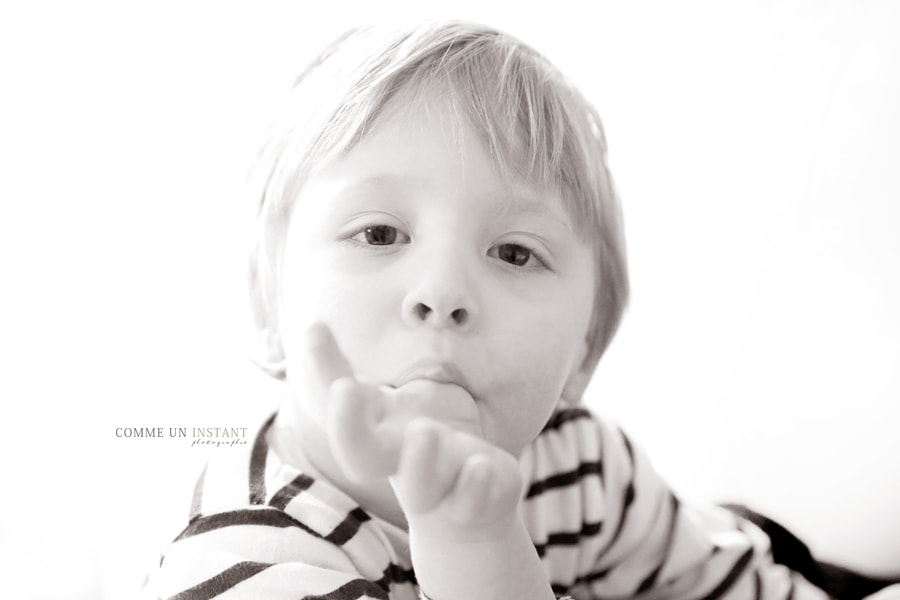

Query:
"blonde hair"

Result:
[[248, 21, 628, 384]]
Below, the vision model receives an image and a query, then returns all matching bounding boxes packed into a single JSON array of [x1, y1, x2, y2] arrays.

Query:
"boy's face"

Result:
[[279, 92, 597, 457]]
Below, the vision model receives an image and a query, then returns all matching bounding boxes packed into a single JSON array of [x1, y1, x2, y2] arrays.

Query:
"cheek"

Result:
[[281, 251, 400, 377], [499, 280, 593, 375], [481, 311, 588, 454], [280, 260, 390, 427]]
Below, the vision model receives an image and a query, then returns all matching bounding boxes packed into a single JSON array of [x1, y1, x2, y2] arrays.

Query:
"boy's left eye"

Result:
[[352, 225, 410, 246], [490, 243, 541, 268]]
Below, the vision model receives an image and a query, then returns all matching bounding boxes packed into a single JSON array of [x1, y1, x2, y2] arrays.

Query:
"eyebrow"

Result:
[[331, 175, 403, 198], [330, 175, 576, 234], [486, 187, 576, 235]]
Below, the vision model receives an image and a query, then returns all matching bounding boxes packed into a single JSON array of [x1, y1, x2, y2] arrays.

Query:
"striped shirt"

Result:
[[152, 407, 834, 600]]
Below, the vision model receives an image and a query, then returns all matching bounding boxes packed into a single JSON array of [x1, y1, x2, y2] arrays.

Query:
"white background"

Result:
[[1, 2, 898, 598]]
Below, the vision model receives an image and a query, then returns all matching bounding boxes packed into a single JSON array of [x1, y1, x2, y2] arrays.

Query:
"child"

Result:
[[153, 21, 900, 600]]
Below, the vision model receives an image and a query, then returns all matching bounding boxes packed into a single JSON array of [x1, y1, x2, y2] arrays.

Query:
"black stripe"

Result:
[[542, 407, 592, 432], [269, 473, 315, 511], [620, 426, 635, 464], [698, 547, 754, 600], [325, 507, 371, 546], [576, 566, 612, 585], [372, 574, 390, 594], [534, 520, 603, 557], [598, 479, 634, 552], [551, 582, 570, 595], [568, 427, 642, 591], [526, 461, 602, 498], [166, 561, 272, 600], [189, 463, 207, 520], [173, 507, 321, 542], [636, 493, 681, 593], [299, 577, 390, 600], [372, 563, 417, 594], [593, 427, 637, 556], [754, 571, 762, 600], [249, 412, 277, 505], [383, 563, 416, 585], [577, 485, 665, 590]]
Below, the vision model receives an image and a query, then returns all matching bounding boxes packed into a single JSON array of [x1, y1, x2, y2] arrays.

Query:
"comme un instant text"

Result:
[[115, 427, 249, 438]]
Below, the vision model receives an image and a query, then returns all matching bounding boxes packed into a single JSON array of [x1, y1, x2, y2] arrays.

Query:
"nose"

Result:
[[408, 302, 469, 326], [401, 260, 478, 330]]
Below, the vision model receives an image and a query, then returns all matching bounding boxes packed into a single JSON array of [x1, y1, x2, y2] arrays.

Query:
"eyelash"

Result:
[[345, 224, 550, 271], [347, 224, 411, 248], [488, 242, 548, 270]]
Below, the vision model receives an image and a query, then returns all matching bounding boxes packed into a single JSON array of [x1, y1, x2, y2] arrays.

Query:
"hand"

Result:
[[391, 417, 524, 542], [307, 323, 523, 539]]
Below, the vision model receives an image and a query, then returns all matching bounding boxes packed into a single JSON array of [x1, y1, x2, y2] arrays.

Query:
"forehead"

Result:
[[307, 89, 573, 221]]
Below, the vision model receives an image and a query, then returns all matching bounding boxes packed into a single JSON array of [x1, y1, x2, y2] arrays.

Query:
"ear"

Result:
[[248, 257, 287, 379], [251, 325, 287, 379], [561, 340, 591, 404]]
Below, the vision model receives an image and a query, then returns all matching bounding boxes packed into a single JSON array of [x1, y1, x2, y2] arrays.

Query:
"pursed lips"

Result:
[[390, 360, 475, 398]]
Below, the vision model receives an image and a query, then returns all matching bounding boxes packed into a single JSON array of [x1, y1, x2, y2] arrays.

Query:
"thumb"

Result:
[[327, 378, 396, 482], [306, 322, 354, 388]]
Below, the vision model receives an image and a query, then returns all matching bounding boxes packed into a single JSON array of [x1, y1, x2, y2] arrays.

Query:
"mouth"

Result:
[[390, 360, 475, 398], [387, 360, 482, 434]]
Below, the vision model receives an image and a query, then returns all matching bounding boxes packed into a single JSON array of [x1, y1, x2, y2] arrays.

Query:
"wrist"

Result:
[[409, 514, 555, 600], [406, 506, 520, 545]]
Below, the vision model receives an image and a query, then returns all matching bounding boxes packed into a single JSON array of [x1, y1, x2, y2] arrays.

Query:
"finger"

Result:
[[306, 322, 354, 388], [446, 454, 496, 521], [327, 377, 395, 482], [445, 450, 524, 531], [393, 419, 456, 515]]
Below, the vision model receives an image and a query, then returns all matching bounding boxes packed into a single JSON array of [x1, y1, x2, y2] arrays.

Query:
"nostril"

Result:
[[409, 302, 469, 326], [414, 303, 432, 321]]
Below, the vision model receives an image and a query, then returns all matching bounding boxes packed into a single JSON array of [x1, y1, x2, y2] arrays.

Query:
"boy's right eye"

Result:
[[350, 224, 410, 246]]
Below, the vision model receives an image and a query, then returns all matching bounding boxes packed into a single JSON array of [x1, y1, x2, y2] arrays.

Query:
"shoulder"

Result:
[[518, 406, 632, 576], [160, 413, 344, 570], [521, 405, 636, 487], [180, 411, 375, 548], [155, 412, 411, 599]]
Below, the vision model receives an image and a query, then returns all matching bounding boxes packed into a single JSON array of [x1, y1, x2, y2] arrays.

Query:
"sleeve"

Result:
[[521, 408, 834, 600], [152, 505, 394, 600], [149, 415, 412, 600]]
